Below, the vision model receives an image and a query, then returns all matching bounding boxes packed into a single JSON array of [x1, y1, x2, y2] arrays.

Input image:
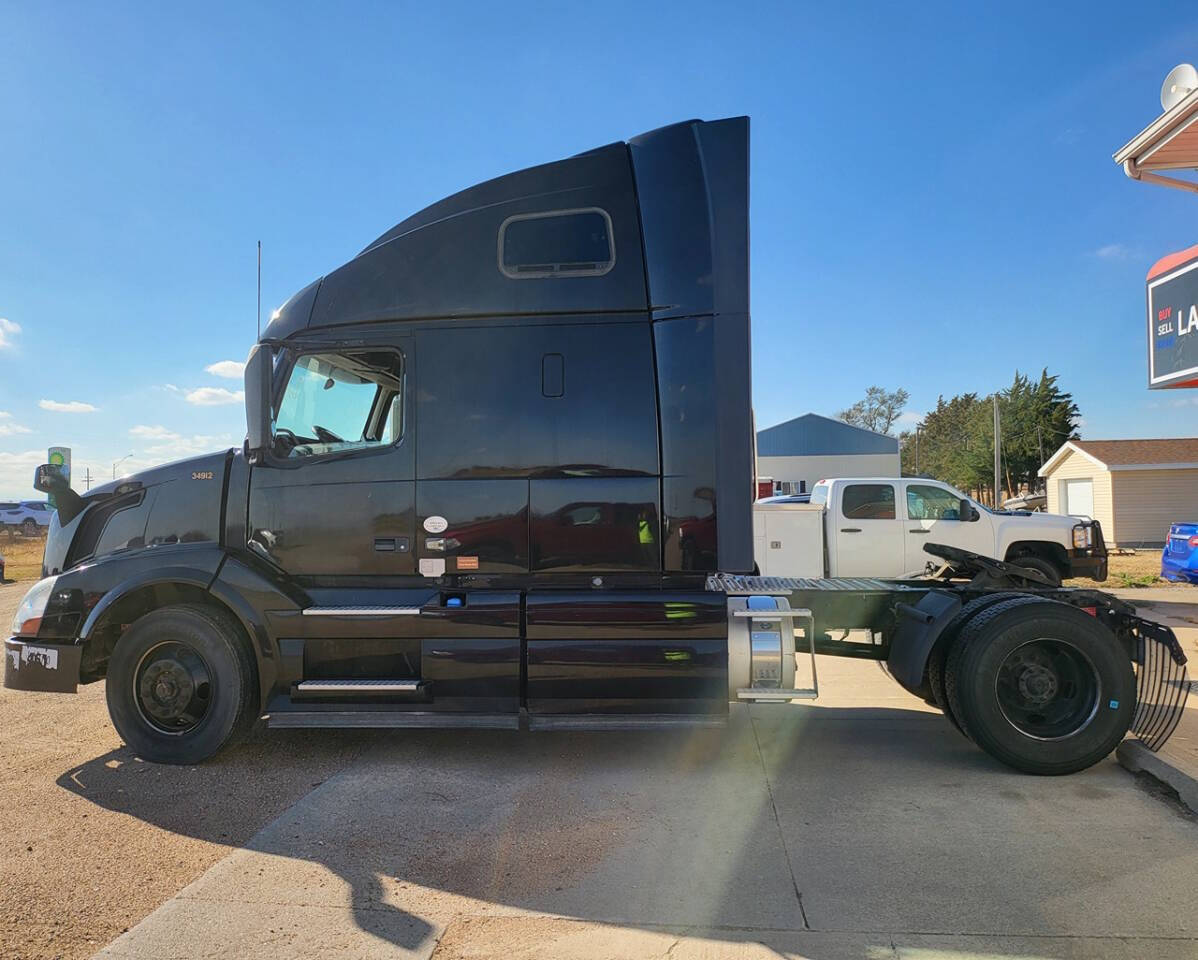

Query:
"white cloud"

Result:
[[205, 360, 245, 380], [141, 434, 238, 458], [0, 414, 32, 437], [0, 318, 20, 349], [896, 410, 925, 427], [0, 449, 46, 499], [185, 387, 244, 407], [39, 399, 98, 413], [1094, 243, 1131, 260], [129, 424, 180, 441]]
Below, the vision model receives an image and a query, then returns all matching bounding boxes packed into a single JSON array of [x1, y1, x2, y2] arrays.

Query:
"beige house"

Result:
[[1038, 439, 1198, 546]]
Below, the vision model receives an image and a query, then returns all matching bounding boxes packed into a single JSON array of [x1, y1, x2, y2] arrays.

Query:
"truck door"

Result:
[[903, 481, 993, 573], [832, 481, 905, 577], [247, 342, 415, 578]]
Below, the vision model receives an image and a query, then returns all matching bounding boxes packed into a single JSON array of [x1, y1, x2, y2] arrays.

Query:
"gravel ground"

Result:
[[0, 582, 375, 960]]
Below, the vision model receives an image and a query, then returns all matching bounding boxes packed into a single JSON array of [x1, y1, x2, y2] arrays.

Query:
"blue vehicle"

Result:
[[1162, 523, 1198, 583]]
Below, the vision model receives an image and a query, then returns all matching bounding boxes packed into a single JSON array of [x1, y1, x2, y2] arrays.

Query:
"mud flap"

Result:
[[1128, 618, 1190, 751], [4, 638, 82, 693]]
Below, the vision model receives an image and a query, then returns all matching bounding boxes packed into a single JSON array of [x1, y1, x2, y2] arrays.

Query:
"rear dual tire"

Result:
[[106, 604, 258, 765], [943, 598, 1134, 775]]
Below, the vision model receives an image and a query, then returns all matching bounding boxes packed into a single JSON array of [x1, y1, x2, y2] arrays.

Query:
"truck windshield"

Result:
[[273, 349, 403, 459]]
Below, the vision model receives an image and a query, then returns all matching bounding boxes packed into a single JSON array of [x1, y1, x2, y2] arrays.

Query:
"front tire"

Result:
[[106, 604, 258, 764], [21, 518, 37, 537], [944, 598, 1134, 775], [1009, 554, 1062, 587]]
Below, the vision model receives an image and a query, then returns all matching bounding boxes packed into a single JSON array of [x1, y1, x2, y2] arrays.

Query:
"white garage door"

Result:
[[1062, 478, 1094, 518]]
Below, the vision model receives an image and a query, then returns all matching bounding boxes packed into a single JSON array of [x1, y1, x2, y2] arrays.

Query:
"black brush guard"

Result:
[[1128, 617, 1191, 751]]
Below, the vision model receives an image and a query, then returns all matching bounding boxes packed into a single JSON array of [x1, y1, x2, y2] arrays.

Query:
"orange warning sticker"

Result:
[[456, 556, 480, 570]]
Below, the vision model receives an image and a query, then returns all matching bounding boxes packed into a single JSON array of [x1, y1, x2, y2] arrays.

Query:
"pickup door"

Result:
[[832, 481, 907, 577], [902, 481, 994, 574]]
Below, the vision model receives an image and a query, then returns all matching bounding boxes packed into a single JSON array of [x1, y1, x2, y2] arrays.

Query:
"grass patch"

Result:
[[1113, 572, 1160, 589], [1, 533, 46, 582]]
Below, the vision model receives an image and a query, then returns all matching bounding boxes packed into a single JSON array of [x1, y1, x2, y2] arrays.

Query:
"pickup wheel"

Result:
[[1009, 554, 1062, 587], [21, 518, 37, 537], [105, 604, 258, 765], [944, 598, 1134, 775]]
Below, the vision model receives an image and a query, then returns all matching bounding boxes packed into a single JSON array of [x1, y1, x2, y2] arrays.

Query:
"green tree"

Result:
[[838, 385, 910, 435], [899, 370, 1080, 504]]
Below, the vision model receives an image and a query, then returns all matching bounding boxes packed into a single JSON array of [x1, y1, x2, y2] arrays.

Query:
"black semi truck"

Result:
[[5, 117, 1189, 773]]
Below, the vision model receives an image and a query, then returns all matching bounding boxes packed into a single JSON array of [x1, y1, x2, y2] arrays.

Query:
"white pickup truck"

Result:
[[754, 477, 1107, 585]]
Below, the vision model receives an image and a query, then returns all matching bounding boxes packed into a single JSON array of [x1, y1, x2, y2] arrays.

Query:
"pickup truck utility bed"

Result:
[[5, 117, 1187, 776]]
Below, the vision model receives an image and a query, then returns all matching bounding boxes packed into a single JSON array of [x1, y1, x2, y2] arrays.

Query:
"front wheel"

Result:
[[1009, 554, 1062, 587], [106, 604, 258, 764], [944, 598, 1134, 775], [21, 518, 37, 537]]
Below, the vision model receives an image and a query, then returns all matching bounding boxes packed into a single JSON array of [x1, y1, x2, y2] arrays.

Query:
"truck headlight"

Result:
[[11, 576, 58, 638], [1072, 526, 1092, 550]]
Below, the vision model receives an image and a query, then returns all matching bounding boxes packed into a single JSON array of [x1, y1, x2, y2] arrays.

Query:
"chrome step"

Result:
[[737, 688, 819, 702], [267, 711, 518, 729], [528, 714, 727, 731], [301, 606, 422, 617], [295, 679, 421, 694]]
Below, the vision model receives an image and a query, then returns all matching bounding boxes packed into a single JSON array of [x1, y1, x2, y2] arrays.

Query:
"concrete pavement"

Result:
[[92, 654, 1198, 960]]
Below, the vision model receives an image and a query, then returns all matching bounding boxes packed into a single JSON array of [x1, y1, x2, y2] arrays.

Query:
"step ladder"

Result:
[[732, 602, 819, 702]]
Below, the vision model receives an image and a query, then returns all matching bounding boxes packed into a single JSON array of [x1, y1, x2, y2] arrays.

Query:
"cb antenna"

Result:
[[257, 240, 262, 338]]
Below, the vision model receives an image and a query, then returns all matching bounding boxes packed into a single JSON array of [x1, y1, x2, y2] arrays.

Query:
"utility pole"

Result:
[[915, 424, 921, 474], [993, 396, 1002, 508], [257, 240, 262, 338], [82, 467, 92, 491]]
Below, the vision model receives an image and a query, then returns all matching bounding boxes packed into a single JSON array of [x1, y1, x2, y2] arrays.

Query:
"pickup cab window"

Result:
[[906, 484, 964, 521], [842, 483, 896, 520], [273, 349, 403, 459]]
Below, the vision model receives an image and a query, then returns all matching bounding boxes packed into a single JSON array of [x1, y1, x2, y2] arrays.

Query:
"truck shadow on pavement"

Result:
[[55, 704, 1195, 958]]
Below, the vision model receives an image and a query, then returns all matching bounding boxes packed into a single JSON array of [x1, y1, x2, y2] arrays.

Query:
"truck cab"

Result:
[[6, 117, 757, 762]]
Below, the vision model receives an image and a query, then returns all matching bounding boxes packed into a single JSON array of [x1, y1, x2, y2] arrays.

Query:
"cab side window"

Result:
[[907, 484, 963, 521], [273, 349, 403, 459], [842, 484, 896, 520]]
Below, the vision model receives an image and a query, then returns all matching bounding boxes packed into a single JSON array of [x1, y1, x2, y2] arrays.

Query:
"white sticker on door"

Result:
[[423, 515, 448, 534], [419, 558, 446, 578]]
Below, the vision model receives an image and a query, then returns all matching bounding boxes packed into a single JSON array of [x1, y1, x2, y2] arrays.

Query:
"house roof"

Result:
[[1039, 438, 1198, 476], [756, 413, 899, 458]]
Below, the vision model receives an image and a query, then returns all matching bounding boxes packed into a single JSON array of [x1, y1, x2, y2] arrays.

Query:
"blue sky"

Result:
[[2, 2, 1197, 497]]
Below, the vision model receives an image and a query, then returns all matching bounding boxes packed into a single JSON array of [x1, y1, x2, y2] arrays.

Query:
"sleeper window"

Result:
[[499, 208, 614, 278]]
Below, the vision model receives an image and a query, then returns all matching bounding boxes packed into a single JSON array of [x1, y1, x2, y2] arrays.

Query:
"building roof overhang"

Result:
[[1114, 87, 1198, 193]]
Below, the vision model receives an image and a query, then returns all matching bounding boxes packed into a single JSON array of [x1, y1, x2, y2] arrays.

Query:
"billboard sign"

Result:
[[46, 446, 70, 507], [1147, 244, 1198, 389]]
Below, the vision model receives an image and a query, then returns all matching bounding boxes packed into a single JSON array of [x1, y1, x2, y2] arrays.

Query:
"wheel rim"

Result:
[[134, 641, 214, 735], [994, 638, 1100, 741]]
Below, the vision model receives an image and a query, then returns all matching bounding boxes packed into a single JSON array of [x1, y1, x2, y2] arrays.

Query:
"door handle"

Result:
[[909, 529, 929, 534], [840, 528, 862, 533]]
